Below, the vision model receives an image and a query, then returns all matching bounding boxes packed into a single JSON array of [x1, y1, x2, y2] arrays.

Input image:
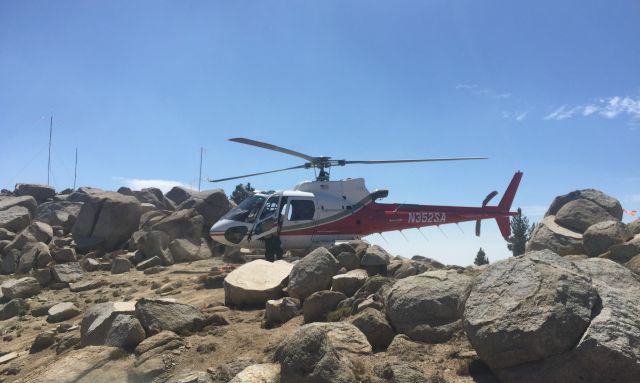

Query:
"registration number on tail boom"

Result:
[[407, 212, 447, 223]]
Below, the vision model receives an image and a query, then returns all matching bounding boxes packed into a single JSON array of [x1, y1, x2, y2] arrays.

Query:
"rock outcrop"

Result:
[[385, 269, 473, 343]]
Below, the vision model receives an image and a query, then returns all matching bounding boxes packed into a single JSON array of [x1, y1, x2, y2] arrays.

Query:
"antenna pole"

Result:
[[47, 116, 53, 185], [198, 147, 203, 192], [73, 147, 78, 190]]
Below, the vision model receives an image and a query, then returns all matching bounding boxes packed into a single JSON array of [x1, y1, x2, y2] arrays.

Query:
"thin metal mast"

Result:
[[47, 116, 53, 185], [73, 147, 78, 190], [198, 147, 203, 192]]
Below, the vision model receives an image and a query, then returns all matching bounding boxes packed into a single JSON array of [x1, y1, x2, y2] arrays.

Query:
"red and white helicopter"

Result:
[[209, 138, 522, 258]]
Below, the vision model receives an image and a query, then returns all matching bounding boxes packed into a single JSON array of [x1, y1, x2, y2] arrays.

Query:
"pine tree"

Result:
[[474, 247, 489, 265], [230, 182, 255, 205], [507, 208, 536, 256]]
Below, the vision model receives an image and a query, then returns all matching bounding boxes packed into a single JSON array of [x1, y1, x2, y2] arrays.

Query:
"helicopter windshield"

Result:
[[222, 195, 266, 223]]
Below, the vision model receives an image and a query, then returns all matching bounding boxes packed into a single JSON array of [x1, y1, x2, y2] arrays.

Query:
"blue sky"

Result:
[[1, 1, 638, 264]]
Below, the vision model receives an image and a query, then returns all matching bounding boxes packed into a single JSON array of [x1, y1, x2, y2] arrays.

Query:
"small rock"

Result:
[[69, 279, 106, 292], [111, 257, 132, 274], [136, 256, 162, 271], [1, 277, 41, 299], [350, 308, 395, 350], [51, 262, 84, 284], [0, 298, 29, 320], [30, 330, 57, 353], [47, 302, 81, 323], [361, 244, 390, 266], [52, 247, 77, 263], [143, 265, 166, 275], [80, 257, 101, 272], [264, 297, 300, 327]]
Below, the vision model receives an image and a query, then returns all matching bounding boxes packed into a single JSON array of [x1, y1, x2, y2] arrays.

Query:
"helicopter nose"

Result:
[[209, 219, 249, 245]]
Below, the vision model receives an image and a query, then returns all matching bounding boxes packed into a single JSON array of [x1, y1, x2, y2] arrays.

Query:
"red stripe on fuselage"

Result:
[[280, 202, 514, 236]]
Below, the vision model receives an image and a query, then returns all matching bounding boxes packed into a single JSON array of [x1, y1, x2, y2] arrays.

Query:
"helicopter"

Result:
[[208, 138, 522, 259]]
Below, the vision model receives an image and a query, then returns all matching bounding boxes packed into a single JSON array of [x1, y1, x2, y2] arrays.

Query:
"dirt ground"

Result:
[[0, 257, 497, 383]]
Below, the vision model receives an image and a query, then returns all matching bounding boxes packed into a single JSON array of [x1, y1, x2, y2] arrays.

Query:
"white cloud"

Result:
[[456, 84, 511, 99], [502, 110, 528, 122], [116, 178, 190, 193], [546, 96, 640, 121]]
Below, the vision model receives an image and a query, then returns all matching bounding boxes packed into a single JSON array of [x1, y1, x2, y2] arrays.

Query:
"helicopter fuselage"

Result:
[[209, 173, 523, 250]]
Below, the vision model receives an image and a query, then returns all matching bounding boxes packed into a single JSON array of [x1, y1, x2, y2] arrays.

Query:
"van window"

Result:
[[288, 200, 315, 221]]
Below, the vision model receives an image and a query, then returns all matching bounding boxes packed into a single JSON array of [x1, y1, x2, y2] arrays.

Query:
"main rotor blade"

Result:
[[343, 157, 488, 165], [230, 138, 316, 162], [209, 165, 307, 183]]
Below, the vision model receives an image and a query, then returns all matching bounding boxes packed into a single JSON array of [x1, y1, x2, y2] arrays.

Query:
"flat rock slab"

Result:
[[70, 279, 106, 292], [1, 277, 41, 299], [48, 302, 81, 323], [224, 260, 293, 308], [51, 262, 84, 284], [135, 298, 205, 336], [230, 363, 281, 383]]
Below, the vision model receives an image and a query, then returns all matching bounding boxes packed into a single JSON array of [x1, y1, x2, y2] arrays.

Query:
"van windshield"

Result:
[[221, 195, 266, 223]]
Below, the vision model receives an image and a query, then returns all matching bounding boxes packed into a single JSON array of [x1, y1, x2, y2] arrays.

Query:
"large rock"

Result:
[[0, 205, 31, 233], [15, 183, 55, 202], [135, 230, 173, 265], [462, 250, 598, 371], [72, 191, 141, 251], [360, 245, 390, 266], [583, 221, 632, 257], [274, 322, 371, 383], [602, 234, 640, 263], [288, 247, 340, 300], [135, 298, 205, 335], [18, 242, 50, 273], [629, 218, 640, 235], [151, 208, 205, 242], [0, 195, 38, 215], [331, 269, 368, 297], [546, 189, 623, 220], [526, 215, 583, 256], [497, 258, 640, 382], [350, 307, 395, 350], [3, 221, 54, 256], [224, 260, 293, 307], [1, 277, 41, 299], [132, 187, 176, 211], [177, 189, 230, 230], [555, 198, 617, 233], [303, 290, 347, 323], [81, 301, 144, 348], [626, 254, 640, 274], [169, 238, 212, 263], [165, 186, 194, 206], [385, 269, 473, 343], [34, 201, 82, 233]]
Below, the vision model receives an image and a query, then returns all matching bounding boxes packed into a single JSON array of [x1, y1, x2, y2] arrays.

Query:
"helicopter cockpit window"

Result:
[[221, 195, 266, 223], [288, 199, 315, 221], [260, 195, 280, 220]]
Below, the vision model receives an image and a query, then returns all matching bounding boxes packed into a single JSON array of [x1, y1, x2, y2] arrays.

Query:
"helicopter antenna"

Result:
[[209, 137, 488, 182], [378, 232, 390, 245], [399, 230, 410, 242], [455, 223, 465, 234]]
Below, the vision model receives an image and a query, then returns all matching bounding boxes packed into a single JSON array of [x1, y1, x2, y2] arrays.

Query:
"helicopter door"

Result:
[[250, 194, 282, 241]]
